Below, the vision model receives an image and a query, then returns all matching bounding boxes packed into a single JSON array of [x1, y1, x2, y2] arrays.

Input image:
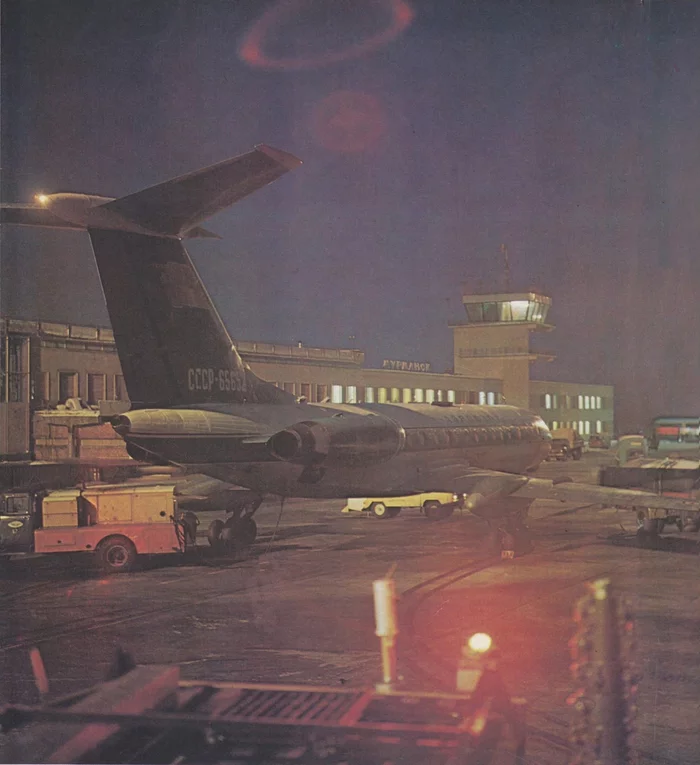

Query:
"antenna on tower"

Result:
[[501, 243, 511, 292]]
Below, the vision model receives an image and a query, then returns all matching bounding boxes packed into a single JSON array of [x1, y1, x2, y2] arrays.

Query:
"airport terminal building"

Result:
[[0, 289, 614, 461]]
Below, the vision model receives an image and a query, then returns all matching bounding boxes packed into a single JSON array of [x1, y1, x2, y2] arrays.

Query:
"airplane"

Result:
[[2, 144, 698, 555]]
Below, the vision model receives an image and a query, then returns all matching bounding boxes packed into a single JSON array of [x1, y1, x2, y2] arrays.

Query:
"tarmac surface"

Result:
[[1, 450, 699, 764]]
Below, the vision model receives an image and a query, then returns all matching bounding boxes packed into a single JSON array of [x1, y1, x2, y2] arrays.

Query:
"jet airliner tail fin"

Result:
[[88, 229, 294, 408], [2, 144, 302, 408]]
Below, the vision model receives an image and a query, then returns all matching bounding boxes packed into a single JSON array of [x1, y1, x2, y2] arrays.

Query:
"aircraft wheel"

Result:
[[207, 519, 224, 548], [238, 517, 258, 545], [221, 517, 258, 550], [424, 500, 452, 521], [370, 502, 390, 519], [96, 535, 137, 574]]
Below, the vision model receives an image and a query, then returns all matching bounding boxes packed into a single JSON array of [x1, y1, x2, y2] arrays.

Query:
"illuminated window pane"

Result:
[[331, 385, 343, 403], [510, 300, 529, 321], [552, 421, 558, 430], [391, 387, 401, 403], [585, 421, 591, 435], [498, 302, 512, 321], [552, 394, 558, 408], [365, 387, 375, 403], [584, 396, 590, 410], [426, 389, 435, 404], [596, 396, 602, 409], [437, 390, 444, 402], [402, 388, 412, 403], [346, 385, 357, 404], [596, 420, 602, 433], [487, 391, 495, 405], [447, 390, 455, 403], [377, 387, 387, 403], [479, 391, 486, 405], [579, 420, 585, 434], [413, 388, 424, 403], [545, 393, 552, 410], [578, 395, 584, 409]]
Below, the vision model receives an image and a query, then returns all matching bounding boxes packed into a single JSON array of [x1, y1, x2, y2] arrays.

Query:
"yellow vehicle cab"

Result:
[[342, 492, 463, 520]]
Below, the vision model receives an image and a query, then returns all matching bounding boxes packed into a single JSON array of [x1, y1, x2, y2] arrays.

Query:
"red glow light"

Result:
[[239, 0, 414, 71]]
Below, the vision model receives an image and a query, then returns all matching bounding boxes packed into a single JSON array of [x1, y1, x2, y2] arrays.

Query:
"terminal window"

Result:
[[58, 371, 78, 402]]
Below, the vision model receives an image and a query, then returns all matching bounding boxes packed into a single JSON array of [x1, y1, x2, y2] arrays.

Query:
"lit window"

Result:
[[437, 390, 444, 402], [346, 385, 357, 404], [413, 388, 424, 403], [578, 420, 585, 434], [584, 395, 590, 410], [391, 387, 401, 403], [596, 396, 602, 409], [545, 393, 552, 410], [596, 420, 602, 433], [552, 394, 558, 409], [378, 387, 387, 403], [402, 388, 412, 403], [479, 391, 486, 405], [578, 395, 584, 409], [487, 391, 495, 405], [585, 421, 591, 435], [447, 390, 456, 403], [331, 385, 343, 403], [365, 387, 375, 403], [426, 389, 435, 404], [509, 300, 529, 321]]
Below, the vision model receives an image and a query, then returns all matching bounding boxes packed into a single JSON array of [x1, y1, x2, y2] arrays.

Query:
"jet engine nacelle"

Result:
[[268, 414, 404, 466]]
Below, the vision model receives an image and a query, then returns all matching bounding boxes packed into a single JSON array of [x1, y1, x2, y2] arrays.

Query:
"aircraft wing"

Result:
[[513, 477, 700, 514], [418, 463, 700, 516], [102, 144, 302, 238], [0, 204, 85, 230]]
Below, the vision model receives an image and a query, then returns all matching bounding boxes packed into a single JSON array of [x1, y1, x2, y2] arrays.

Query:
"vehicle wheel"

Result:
[[207, 519, 224, 548], [370, 502, 390, 519], [97, 535, 137, 574], [424, 500, 452, 521], [386, 507, 401, 519], [572, 449, 582, 461]]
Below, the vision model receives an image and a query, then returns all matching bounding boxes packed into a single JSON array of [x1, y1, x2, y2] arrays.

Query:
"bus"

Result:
[[647, 416, 700, 451]]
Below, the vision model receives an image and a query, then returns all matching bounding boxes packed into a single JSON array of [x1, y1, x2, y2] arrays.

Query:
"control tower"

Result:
[[450, 291, 555, 409]]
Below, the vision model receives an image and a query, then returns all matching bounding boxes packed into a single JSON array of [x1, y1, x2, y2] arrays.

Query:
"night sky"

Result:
[[2, 0, 699, 433]]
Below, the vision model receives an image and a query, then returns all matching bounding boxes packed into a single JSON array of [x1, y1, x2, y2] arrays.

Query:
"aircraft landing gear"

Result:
[[208, 495, 262, 555]]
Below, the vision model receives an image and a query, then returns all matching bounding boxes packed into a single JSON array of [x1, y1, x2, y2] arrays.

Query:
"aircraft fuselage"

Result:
[[114, 402, 551, 497]]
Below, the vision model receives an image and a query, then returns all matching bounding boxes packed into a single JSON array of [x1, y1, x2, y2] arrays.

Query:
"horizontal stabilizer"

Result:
[[0, 204, 85, 231], [102, 144, 302, 238]]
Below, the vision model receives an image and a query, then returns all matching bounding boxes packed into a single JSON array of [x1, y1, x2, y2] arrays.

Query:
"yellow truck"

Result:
[[342, 492, 464, 520], [1, 483, 196, 573]]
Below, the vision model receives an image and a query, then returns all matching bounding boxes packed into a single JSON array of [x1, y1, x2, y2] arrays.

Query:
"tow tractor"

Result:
[[0, 483, 198, 573]]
